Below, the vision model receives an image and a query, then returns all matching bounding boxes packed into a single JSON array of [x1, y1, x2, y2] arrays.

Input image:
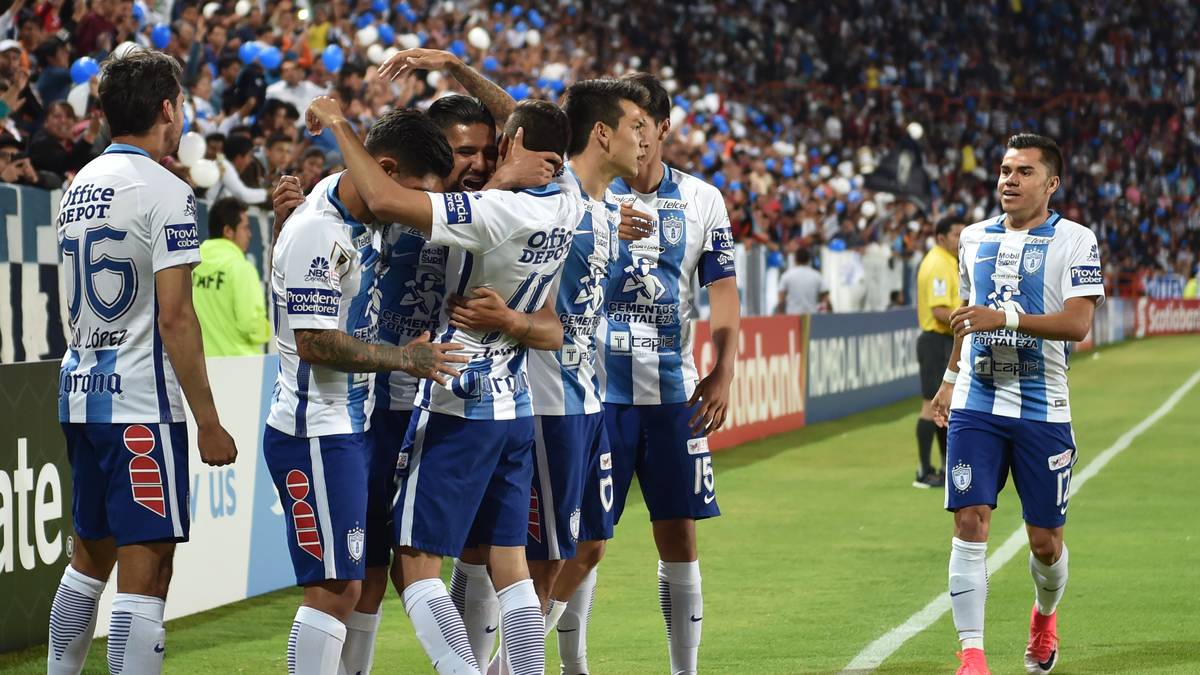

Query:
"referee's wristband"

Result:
[[1004, 307, 1020, 332], [942, 369, 958, 384]]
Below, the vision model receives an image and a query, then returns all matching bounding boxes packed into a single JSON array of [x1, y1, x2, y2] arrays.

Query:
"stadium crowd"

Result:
[[1, 0, 1197, 304]]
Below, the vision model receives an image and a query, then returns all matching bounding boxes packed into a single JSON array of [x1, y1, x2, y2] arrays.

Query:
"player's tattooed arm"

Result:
[[377, 48, 515, 126], [295, 329, 468, 384]]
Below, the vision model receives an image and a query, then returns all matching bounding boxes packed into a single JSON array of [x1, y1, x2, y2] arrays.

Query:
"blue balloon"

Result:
[[132, 3, 145, 26], [394, 1, 410, 12], [151, 23, 171, 50], [372, 0, 387, 13], [730, 181, 742, 192], [765, 158, 776, 171], [238, 41, 261, 65], [449, 40, 466, 57], [258, 46, 282, 70], [536, 77, 550, 89], [835, 201, 845, 214], [484, 56, 499, 72], [416, 31, 428, 46], [548, 79, 565, 94], [701, 153, 716, 170], [403, 9, 418, 23], [510, 5, 522, 16], [848, 189, 862, 203], [781, 162, 795, 179], [494, 22, 505, 33], [511, 82, 530, 100], [321, 44, 344, 73], [378, 24, 395, 45], [70, 57, 99, 85], [711, 172, 726, 190], [528, 9, 544, 28], [356, 13, 375, 28], [515, 21, 527, 33], [493, 2, 505, 12], [829, 238, 847, 252]]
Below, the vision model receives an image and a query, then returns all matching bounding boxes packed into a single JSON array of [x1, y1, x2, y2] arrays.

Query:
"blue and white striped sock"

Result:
[[287, 606, 345, 675], [107, 593, 166, 675], [403, 578, 480, 674], [47, 566, 105, 675], [659, 560, 702, 675], [496, 580, 544, 675]]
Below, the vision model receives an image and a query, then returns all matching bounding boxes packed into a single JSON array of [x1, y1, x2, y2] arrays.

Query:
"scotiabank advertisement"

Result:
[[693, 316, 808, 450], [1134, 298, 1200, 337]]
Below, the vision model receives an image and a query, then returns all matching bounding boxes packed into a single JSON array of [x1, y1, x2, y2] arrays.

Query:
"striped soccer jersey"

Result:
[[598, 163, 736, 405], [267, 172, 383, 437], [58, 143, 201, 424], [951, 211, 1105, 422]]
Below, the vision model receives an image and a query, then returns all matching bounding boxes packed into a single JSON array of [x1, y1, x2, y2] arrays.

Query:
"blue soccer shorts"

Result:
[[945, 408, 1079, 529], [365, 408, 412, 568], [263, 425, 371, 585], [62, 422, 190, 545], [393, 409, 535, 557], [604, 402, 720, 523], [527, 413, 614, 561]]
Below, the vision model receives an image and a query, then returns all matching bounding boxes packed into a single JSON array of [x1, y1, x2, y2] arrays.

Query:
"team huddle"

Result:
[[49, 45, 1102, 675]]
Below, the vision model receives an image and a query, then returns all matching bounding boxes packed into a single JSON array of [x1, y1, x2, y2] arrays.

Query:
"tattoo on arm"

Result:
[[295, 329, 438, 376], [452, 62, 515, 125]]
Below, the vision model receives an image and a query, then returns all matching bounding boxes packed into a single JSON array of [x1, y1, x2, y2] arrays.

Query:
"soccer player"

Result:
[[307, 95, 577, 675], [48, 50, 238, 675], [264, 108, 467, 675], [913, 215, 965, 488], [574, 72, 740, 675], [932, 134, 1105, 675]]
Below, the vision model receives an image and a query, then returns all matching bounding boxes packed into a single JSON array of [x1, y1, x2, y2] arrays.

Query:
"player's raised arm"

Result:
[[379, 48, 516, 126]]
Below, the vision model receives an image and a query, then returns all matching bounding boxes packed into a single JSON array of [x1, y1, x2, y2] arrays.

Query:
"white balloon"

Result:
[[689, 129, 706, 147], [367, 44, 385, 65], [703, 92, 720, 114], [629, 56, 641, 69], [357, 25, 379, 48], [426, 70, 443, 88], [398, 33, 420, 50], [832, 176, 851, 196], [234, 0, 251, 17], [67, 83, 90, 118], [525, 29, 541, 46], [838, 160, 855, 178], [663, 78, 677, 94], [191, 159, 220, 188], [906, 121, 924, 140], [113, 41, 141, 59], [660, 65, 674, 79], [177, 132, 206, 167], [202, 1, 220, 19], [818, 164, 833, 179], [669, 105, 687, 130], [467, 26, 491, 50], [860, 201, 878, 218], [382, 47, 400, 62]]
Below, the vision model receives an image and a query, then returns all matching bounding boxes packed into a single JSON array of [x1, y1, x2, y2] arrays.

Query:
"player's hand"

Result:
[[398, 332, 469, 385], [378, 48, 459, 82], [951, 304, 1004, 338], [447, 287, 521, 334], [931, 381, 954, 428], [618, 202, 656, 240], [272, 175, 305, 237], [485, 128, 559, 189], [305, 96, 344, 136], [686, 369, 733, 436], [197, 423, 238, 467]]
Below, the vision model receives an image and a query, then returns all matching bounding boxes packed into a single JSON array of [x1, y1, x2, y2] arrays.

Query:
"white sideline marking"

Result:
[[841, 367, 1200, 673]]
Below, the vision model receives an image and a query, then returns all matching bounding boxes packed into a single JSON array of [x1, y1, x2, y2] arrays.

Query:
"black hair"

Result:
[[223, 134, 254, 160], [302, 146, 326, 161], [364, 108, 454, 179], [502, 99, 570, 157], [620, 71, 670, 123], [217, 55, 239, 73], [33, 37, 66, 66], [935, 215, 964, 237], [0, 134, 22, 150], [266, 132, 292, 149], [205, 132, 225, 144], [263, 98, 300, 121], [1007, 133, 1063, 178], [99, 49, 183, 137], [561, 78, 649, 157], [208, 197, 247, 239], [426, 95, 495, 134], [795, 247, 812, 266]]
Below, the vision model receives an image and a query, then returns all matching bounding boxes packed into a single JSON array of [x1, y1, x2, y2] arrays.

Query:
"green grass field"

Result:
[[4, 335, 1199, 674]]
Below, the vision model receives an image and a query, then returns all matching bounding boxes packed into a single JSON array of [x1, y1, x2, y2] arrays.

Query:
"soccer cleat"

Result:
[[1024, 605, 1059, 673], [913, 470, 946, 489], [956, 648, 991, 675]]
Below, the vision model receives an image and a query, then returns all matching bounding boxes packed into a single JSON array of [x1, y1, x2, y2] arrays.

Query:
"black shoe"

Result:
[[912, 470, 945, 489]]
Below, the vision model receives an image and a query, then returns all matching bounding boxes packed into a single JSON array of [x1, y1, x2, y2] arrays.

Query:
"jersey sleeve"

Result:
[[148, 180, 201, 272], [280, 220, 346, 330], [696, 186, 736, 286], [427, 190, 536, 254], [1061, 227, 1105, 305], [958, 241, 972, 301]]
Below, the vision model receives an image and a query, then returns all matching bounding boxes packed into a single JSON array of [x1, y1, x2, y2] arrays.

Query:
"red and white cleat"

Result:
[[1024, 604, 1059, 674], [956, 647, 991, 675]]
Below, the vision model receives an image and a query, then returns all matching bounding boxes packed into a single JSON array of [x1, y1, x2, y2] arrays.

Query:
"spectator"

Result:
[[73, 0, 121, 56], [29, 100, 100, 178], [212, 133, 267, 204], [776, 247, 828, 315], [296, 146, 327, 193], [257, 131, 292, 188], [0, 39, 43, 139], [33, 37, 70, 105], [212, 54, 240, 111], [191, 197, 272, 356], [264, 59, 327, 116], [0, 133, 59, 188]]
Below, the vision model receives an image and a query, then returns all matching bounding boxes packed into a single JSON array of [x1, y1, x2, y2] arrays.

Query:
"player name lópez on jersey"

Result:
[[58, 143, 201, 424], [598, 164, 736, 405], [268, 172, 383, 437], [528, 166, 619, 416], [951, 212, 1105, 422], [416, 173, 581, 419]]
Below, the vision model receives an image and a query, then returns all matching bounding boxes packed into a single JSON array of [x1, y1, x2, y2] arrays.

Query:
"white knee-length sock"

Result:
[[47, 566, 105, 675], [495, 580, 544, 675], [339, 609, 382, 674], [403, 578, 480, 674], [450, 560, 499, 668], [949, 538, 989, 650], [288, 606, 346, 675], [1030, 543, 1069, 615], [107, 593, 166, 674], [557, 567, 597, 675], [658, 560, 703, 675]]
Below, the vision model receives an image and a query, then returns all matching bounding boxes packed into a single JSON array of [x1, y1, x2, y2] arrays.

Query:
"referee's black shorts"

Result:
[[917, 330, 955, 399]]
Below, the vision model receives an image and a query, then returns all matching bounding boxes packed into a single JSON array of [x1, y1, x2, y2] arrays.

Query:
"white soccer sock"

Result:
[[544, 599, 567, 636], [658, 560, 703, 675], [496, 580, 545, 675], [339, 609, 382, 675], [47, 566, 105, 675], [450, 560, 500, 669], [403, 578, 480, 674], [107, 593, 166, 674], [487, 597, 568, 675], [949, 538, 989, 650], [1030, 543, 1069, 616], [287, 606, 346, 675], [557, 567, 597, 675]]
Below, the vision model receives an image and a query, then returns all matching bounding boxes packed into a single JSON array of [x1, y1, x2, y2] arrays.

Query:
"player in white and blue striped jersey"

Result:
[[48, 51, 238, 675], [931, 134, 1104, 675], [264, 109, 466, 675], [308, 95, 576, 675], [572, 73, 741, 675]]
